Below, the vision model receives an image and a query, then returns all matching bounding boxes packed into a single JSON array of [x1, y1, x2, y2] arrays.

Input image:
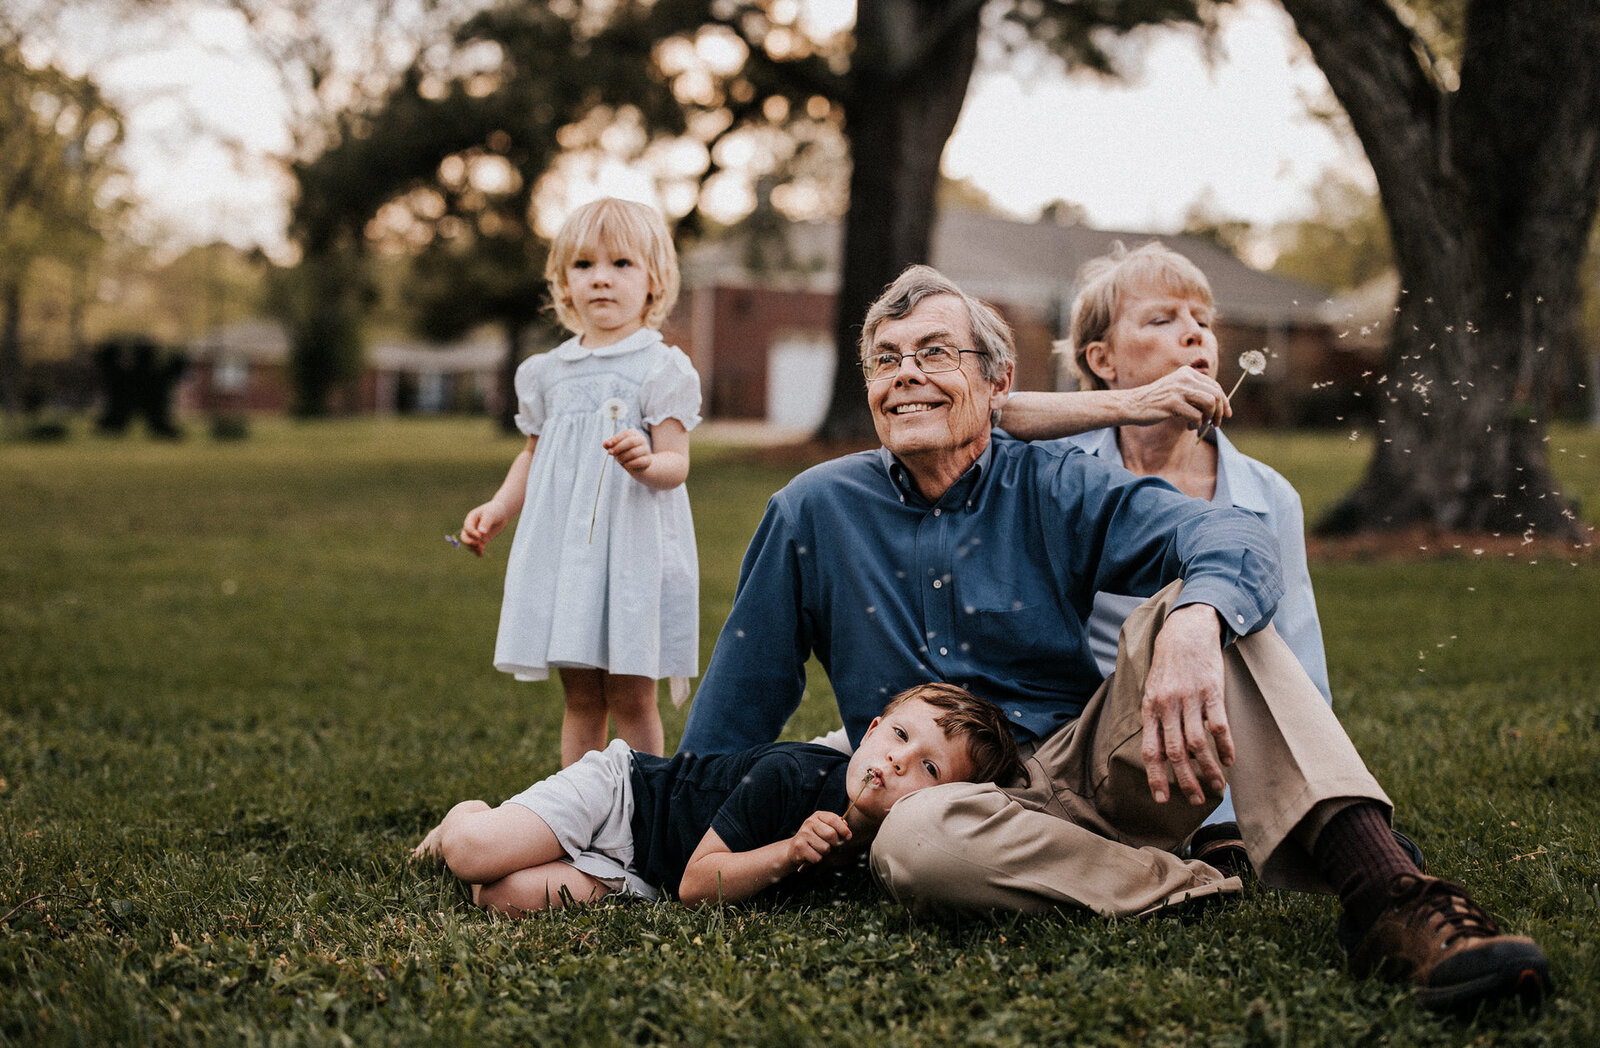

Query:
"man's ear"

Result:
[[987, 361, 1015, 416], [1084, 340, 1116, 386]]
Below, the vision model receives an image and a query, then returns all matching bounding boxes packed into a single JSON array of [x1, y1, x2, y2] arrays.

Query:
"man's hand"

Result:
[[1140, 604, 1233, 805]]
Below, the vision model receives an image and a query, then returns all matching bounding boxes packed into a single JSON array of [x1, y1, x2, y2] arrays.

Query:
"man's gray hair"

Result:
[[859, 265, 1016, 384]]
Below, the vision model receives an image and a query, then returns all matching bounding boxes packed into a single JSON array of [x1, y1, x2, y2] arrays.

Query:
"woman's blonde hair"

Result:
[[544, 198, 681, 334], [1065, 241, 1214, 390]]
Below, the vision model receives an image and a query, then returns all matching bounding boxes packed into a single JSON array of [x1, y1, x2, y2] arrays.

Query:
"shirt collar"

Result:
[[878, 439, 994, 508], [1073, 427, 1121, 458], [553, 327, 663, 362], [1211, 429, 1271, 515]]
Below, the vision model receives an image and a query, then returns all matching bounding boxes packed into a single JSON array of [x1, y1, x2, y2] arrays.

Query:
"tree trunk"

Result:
[[815, 0, 984, 443], [0, 278, 21, 425], [1281, 0, 1600, 542], [498, 318, 525, 434]]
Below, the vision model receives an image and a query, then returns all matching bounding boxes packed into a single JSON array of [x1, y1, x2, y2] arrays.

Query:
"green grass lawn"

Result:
[[3, 417, 1598, 1046]]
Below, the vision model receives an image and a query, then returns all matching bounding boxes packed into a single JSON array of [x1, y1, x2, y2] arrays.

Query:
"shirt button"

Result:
[[939, 647, 948, 655], [933, 508, 942, 517], [1013, 710, 1023, 718], [1235, 614, 1246, 625], [932, 579, 942, 589]]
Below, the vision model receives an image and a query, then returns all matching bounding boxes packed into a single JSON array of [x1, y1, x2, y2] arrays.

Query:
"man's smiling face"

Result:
[[866, 294, 1010, 496]]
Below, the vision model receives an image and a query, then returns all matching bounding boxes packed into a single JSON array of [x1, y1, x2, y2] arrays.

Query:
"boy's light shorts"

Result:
[[503, 739, 658, 901]]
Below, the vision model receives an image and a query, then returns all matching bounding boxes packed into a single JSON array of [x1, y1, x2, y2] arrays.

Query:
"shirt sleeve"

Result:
[[1064, 454, 1284, 642], [640, 346, 703, 431], [678, 492, 811, 754], [511, 355, 546, 436], [709, 751, 838, 855]]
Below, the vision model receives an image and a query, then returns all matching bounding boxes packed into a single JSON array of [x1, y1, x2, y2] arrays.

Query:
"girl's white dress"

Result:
[[494, 328, 701, 686]]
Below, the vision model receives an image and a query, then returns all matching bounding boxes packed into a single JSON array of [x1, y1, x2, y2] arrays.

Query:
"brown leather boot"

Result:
[[1340, 873, 1552, 1013]]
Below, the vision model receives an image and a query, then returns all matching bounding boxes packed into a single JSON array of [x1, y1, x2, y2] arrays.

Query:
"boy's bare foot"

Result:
[[412, 824, 444, 861]]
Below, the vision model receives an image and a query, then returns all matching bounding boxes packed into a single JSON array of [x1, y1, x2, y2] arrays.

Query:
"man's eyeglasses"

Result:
[[862, 346, 984, 382]]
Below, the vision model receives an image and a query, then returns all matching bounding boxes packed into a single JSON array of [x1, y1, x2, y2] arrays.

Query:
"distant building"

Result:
[[182, 212, 1385, 428], [660, 210, 1382, 429], [182, 321, 505, 416]]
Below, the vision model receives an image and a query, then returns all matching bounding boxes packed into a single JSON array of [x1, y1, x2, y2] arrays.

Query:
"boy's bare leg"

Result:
[[413, 799, 570, 887], [478, 863, 613, 915]]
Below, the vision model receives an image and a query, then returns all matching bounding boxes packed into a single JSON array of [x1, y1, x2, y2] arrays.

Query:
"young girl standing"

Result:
[[458, 198, 701, 766]]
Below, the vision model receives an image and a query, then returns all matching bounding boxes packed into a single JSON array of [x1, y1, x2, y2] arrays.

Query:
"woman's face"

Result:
[[1088, 282, 1218, 391]]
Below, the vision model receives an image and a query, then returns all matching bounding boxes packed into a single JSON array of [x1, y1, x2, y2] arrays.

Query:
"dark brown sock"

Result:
[[1313, 801, 1422, 937]]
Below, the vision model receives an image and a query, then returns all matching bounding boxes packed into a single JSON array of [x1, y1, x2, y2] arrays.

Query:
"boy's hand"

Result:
[[460, 502, 509, 556], [603, 428, 654, 478], [787, 811, 852, 868]]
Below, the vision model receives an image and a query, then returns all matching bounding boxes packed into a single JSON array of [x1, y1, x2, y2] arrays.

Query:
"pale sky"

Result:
[[55, 0, 1367, 257]]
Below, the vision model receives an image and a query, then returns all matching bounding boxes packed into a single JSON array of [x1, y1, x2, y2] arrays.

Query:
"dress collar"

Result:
[[554, 327, 663, 362]]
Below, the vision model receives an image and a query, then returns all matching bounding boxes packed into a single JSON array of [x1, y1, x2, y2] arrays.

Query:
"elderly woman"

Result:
[[999, 241, 1418, 874]]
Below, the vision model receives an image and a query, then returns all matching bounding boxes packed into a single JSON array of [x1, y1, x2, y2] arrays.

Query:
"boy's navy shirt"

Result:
[[627, 742, 851, 898]]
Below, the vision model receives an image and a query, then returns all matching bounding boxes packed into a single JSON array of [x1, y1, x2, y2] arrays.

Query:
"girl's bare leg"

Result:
[[603, 672, 664, 757], [558, 667, 609, 766]]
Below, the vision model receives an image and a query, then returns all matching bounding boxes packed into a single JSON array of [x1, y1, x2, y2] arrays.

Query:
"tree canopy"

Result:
[[0, 34, 125, 423]]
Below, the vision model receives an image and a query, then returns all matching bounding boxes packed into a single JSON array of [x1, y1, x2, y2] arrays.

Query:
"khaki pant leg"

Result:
[[868, 780, 1226, 916], [1097, 578, 1393, 892], [870, 580, 1394, 914]]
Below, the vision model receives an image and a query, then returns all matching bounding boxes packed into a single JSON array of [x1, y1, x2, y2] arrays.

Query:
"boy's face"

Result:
[[565, 241, 652, 346], [1089, 281, 1218, 390], [844, 697, 976, 822]]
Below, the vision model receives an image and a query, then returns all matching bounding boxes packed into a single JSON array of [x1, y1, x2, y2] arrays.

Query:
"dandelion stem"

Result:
[[840, 770, 874, 826]]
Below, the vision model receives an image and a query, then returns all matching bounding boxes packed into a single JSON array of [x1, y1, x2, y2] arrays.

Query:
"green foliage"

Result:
[[0, 33, 127, 418], [1263, 171, 1394, 294], [270, 251, 369, 417], [3, 419, 1599, 1045]]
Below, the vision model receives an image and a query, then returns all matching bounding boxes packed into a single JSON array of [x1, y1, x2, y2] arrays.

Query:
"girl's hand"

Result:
[[460, 502, 510, 557], [786, 811, 852, 868], [603, 428, 654, 477]]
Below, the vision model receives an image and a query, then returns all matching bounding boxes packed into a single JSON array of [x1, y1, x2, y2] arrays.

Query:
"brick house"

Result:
[[662, 210, 1378, 430]]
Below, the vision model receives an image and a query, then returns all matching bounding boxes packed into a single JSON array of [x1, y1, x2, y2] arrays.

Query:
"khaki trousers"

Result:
[[869, 580, 1392, 916]]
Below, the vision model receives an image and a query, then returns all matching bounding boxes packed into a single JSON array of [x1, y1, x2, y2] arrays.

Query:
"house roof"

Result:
[[681, 210, 1331, 328]]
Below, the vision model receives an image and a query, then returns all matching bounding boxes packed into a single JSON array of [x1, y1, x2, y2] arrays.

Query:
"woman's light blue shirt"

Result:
[[1059, 427, 1331, 705]]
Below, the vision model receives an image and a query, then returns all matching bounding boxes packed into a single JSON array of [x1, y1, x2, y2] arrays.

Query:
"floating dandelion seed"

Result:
[[589, 398, 628, 543], [1197, 350, 1268, 443]]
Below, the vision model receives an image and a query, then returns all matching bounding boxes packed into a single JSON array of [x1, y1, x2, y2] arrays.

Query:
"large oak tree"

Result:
[[1279, 0, 1600, 540]]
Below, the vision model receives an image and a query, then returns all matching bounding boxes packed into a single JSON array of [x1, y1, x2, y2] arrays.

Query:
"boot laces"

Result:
[[1393, 875, 1501, 949]]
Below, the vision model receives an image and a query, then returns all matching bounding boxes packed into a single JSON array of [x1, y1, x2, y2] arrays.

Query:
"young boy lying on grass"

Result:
[[414, 683, 1023, 911]]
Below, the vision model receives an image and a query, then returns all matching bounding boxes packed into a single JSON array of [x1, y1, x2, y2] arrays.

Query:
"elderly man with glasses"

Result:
[[678, 264, 1550, 1015]]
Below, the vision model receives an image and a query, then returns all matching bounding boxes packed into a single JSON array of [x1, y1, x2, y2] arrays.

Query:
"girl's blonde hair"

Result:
[[1065, 241, 1214, 390], [545, 198, 681, 334]]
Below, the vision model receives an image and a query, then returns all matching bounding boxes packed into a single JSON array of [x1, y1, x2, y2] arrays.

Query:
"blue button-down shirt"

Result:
[[678, 436, 1284, 754]]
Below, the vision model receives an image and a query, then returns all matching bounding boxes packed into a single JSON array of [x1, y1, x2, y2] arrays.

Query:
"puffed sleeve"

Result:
[[640, 346, 703, 431], [511, 354, 546, 436]]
